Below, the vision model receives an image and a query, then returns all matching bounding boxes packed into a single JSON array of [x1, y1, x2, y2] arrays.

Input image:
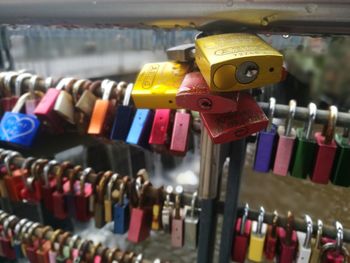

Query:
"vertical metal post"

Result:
[[218, 139, 246, 263], [197, 129, 228, 263]]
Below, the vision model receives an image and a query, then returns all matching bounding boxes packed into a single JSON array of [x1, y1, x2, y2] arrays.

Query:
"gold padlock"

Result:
[[53, 77, 76, 124], [132, 61, 189, 109], [195, 33, 283, 92]]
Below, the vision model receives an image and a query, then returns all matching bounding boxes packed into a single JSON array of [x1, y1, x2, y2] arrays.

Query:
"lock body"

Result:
[[53, 90, 75, 124], [248, 221, 267, 262], [170, 111, 190, 155], [126, 109, 154, 149], [75, 184, 92, 222], [132, 62, 189, 109], [201, 93, 268, 143], [1, 96, 18, 113], [162, 206, 173, 233], [0, 236, 16, 260], [277, 227, 297, 263], [0, 112, 40, 147], [331, 134, 350, 186], [113, 199, 130, 234], [171, 217, 184, 248], [176, 72, 238, 113], [253, 125, 277, 172], [265, 226, 278, 260], [110, 105, 135, 141], [296, 232, 311, 263], [52, 191, 67, 219], [311, 132, 337, 184], [195, 33, 283, 92], [128, 207, 152, 243], [151, 204, 161, 231], [149, 109, 171, 146], [273, 127, 296, 176], [87, 99, 112, 135], [75, 89, 97, 116], [41, 179, 57, 213], [94, 201, 105, 228], [25, 97, 41, 115], [184, 209, 199, 249], [291, 128, 317, 179], [4, 169, 25, 202], [232, 217, 252, 263]]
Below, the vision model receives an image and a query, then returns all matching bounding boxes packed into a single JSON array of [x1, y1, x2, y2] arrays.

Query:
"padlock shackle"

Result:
[[284, 99, 296, 137], [123, 83, 134, 106], [303, 214, 313, 248], [304, 102, 317, 140], [285, 211, 295, 245], [15, 73, 32, 97], [2, 215, 16, 238], [106, 173, 118, 201], [239, 203, 249, 235], [4, 71, 19, 95], [256, 206, 265, 235], [4, 151, 21, 177], [324, 105, 338, 144], [80, 167, 94, 196], [266, 97, 276, 132], [190, 191, 198, 219], [101, 79, 115, 100]]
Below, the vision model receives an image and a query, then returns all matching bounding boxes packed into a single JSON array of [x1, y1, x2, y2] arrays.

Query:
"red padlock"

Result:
[[200, 93, 268, 144], [41, 160, 59, 213], [176, 72, 238, 113], [75, 168, 93, 222], [265, 211, 279, 260], [63, 165, 82, 218], [170, 110, 191, 156], [277, 212, 297, 263], [0, 215, 17, 260], [311, 106, 338, 184], [231, 204, 251, 263], [35, 226, 52, 263], [128, 179, 153, 243], [24, 222, 41, 263], [148, 109, 172, 152], [52, 162, 71, 219], [3, 151, 25, 202]]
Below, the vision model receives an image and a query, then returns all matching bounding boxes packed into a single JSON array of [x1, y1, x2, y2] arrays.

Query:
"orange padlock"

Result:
[[87, 80, 116, 136]]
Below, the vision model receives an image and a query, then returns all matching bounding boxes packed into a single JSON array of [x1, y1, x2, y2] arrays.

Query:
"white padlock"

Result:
[[296, 215, 313, 263]]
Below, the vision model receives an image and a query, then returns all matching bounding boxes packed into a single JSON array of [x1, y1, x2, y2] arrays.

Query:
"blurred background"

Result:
[[1, 26, 350, 262]]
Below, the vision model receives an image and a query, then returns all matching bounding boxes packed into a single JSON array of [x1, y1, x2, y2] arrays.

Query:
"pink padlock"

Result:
[[273, 100, 297, 176]]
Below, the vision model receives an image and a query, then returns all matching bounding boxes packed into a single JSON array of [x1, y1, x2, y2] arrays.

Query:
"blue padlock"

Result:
[[253, 98, 278, 172], [126, 109, 154, 149], [114, 195, 130, 234], [110, 83, 135, 141], [0, 91, 41, 147]]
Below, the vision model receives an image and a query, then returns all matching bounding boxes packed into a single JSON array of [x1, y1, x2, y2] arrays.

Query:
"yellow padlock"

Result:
[[248, 207, 267, 262], [132, 61, 189, 109], [195, 33, 283, 92]]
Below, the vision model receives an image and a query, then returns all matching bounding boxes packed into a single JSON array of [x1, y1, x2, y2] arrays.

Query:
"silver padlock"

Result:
[[162, 185, 174, 233], [184, 191, 200, 249]]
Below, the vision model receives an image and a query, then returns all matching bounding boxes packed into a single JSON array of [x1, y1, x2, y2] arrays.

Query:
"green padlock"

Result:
[[291, 102, 317, 179], [331, 129, 350, 186]]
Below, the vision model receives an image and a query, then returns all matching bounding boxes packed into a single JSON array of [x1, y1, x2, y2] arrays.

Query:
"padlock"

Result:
[[75, 80, 98, 117], [277, 211, 298, 263], [0, 90, 41, 147], [149, 109, 172, 152], [18, 221, 33, 258], [171, 185, 184, 248], [264, 211, 279, 261], [3, 151, 25, 202], [87, 80, 116, 136], [55, 232, 71, 263], [320, 222, 349, 263], [110, 83, 135, 141], [331, 126, 350, 186], [201, 92, 268, 144], [24, 222, 41, 263], [41, 160, 59, 213], [24, 75, 44, 115], [0, 215, 17, 260], [66, 235, 80, 262], [184, 191, 200, 249], [162, 185, 174, 233], [75, 167, 93, 222], [126, 109, 154, 149], [253, 97, 278, 172], [151, 188, 163, 231], [0, 72, 19, 113], [195, 33, 283, 92], [35, 226, 52, 263], [63, 165, 82, 218], [296, 215, 313, 263], [94, 171, 112, 228], [127, 179, 153, 243], [273, 100, 297, 176], [248, 207, 267, 262], [13, 218, 29, 258], [291, 103, 317, 179], [48, 229, 63, 263], [53, 78, 77, 124], [311, 105, 338, 184], [132, 61, 189, 109], [114, 178, 130, 234], [176, 72, 238, 113], [169, 110, 191, 155], [310, 220, 323, 263], [166, 43, 195, 62], [232, 204, 251, 263], [52, 162, 71, 220], [104, 173, 118, 223]]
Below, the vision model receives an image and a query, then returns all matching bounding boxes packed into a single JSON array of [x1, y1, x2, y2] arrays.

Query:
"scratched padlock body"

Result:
[[132, 61, 189, 109], [195, 33, 283, 92]]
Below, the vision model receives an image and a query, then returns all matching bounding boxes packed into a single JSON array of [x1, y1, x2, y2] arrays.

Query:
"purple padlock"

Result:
[[254, 98, 278, 172]]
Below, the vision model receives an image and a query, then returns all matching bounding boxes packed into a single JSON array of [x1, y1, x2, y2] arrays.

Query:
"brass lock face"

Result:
[[132, 61, 189, 109], [195, 33, 283, 92]]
